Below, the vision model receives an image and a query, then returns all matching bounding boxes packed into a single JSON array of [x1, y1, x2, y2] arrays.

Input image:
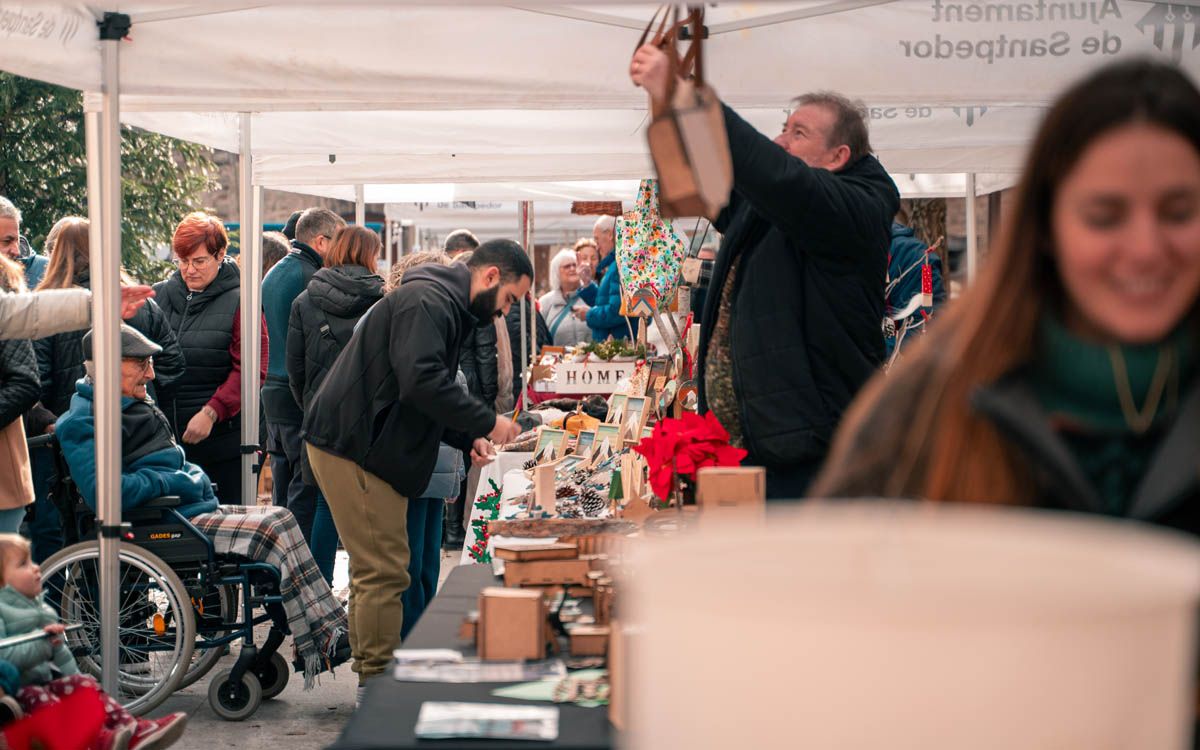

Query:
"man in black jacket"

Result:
[[302, 239, 528, 688], [631, 47, 900, 500], [262, 208, 344, 541]]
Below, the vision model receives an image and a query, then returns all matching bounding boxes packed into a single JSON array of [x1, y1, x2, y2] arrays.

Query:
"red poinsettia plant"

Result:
[[632, 412, 747, 500]]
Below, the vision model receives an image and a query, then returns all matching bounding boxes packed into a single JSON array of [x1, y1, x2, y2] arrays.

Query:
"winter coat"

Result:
[[34, 277, 186, 416], [504, 298, 551, 405], [586, 252, 632, 342], [418, 371, 470, 500], [262, 242, 323, 425], [814, 343, 1200, 538], [152, 260, 242, 444], [577, 282, 598, 308], [539, 288, 592, 347], [0, 289, 91, 341], [302, 263, 496, 498], [55, 379, 218, 519], [886, 224, 947, 355], [286, 264, 384, 410], [697, 103, 899, 472], [16, 252, 47, 291], [0, 335, 38, 510], [459, 317, 499, 407], [0, 586, 78, 687]]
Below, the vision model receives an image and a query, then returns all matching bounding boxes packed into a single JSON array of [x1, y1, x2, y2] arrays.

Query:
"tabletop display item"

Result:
[[606, 393, 628, 423], [533, 428, 568, 464], [414, 702, 559, 741], [467, 479, 504, 564]]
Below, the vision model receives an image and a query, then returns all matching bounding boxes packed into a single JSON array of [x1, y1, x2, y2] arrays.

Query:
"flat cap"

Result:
[[82, 324, 162, 361]]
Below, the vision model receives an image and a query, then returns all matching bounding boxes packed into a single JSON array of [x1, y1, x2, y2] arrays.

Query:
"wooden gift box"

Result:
[[477, 587, 548, 661], [695, 467, 766, 514], [503, 558, 592, 588], [494, 542, 578, 562], [568, 624, 611, 657]]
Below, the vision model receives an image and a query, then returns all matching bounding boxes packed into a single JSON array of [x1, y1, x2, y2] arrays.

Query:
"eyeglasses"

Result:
[[123, 356, 153, 374], [173, 255, 214, 271]]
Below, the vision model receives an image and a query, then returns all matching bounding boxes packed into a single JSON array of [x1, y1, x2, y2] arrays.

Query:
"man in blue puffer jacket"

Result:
[[887, 220, 947, 356], [585, 216, 639, 341]]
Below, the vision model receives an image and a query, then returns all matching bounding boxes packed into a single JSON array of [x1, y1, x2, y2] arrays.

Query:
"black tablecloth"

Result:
[[329, 565, 613, 750]]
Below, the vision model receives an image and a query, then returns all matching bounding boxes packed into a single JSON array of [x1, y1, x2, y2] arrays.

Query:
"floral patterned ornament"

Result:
[[615, 179, 688, 316]]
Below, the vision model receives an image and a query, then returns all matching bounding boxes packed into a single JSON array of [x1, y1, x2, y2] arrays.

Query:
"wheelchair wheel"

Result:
[[254, 651, 290, 700], [178, 584, 238, 689], [41, 542, 195, 716], [208, 668, 262, 721]]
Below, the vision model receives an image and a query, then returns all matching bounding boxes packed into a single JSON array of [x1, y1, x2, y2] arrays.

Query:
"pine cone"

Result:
[[580, 487, 607, 516], [556, 484, 578, 500], [557, 497, 584, 519]]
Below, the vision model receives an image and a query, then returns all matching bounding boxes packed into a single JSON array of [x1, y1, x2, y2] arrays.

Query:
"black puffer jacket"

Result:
[[152, 260, 241, 437], [34, 276, 185, 416], [0, 337, 39, 431], [286, 264, 384, 410], [302, 263, 496, 498], [459, 319, 499, 407], [697, 104, 899, 471], [504, 298, 551, 405]]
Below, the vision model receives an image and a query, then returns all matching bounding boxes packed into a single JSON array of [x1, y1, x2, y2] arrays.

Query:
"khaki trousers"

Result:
[[305, 443, 411, 683]]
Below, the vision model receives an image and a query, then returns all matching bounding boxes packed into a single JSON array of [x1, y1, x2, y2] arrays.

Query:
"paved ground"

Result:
[[160, 549, 463, 750]]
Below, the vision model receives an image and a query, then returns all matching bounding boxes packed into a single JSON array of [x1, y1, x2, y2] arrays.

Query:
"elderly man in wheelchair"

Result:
[[48, 325, 348, 719]]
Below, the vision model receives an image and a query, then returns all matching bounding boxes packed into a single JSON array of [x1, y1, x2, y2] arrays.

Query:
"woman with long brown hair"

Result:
[[813, 58, 1200, 540], [35, 218, 185, 417], [286, 225, 384, 582]]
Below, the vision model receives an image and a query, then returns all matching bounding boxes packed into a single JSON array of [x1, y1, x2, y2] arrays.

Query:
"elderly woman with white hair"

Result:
[[538, 248, 592, 347]]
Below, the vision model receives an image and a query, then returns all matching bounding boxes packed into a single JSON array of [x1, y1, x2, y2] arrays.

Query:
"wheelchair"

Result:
[[28, 435, 292, 721]]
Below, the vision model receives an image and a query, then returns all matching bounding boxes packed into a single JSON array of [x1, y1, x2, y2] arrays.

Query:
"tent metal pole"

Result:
[[519, 201, 534, 402], [239, 113, 262, 505], [355, 184, 366, 226], [92, 26, 124, 697], [965, 173, 978, 285]]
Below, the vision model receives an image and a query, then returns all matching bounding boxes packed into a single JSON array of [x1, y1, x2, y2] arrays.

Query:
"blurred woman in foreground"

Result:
[[813, 59, 1200, 539]]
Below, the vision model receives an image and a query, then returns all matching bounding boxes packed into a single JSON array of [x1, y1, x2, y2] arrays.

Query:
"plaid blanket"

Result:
[[191, 505, 347, 688]]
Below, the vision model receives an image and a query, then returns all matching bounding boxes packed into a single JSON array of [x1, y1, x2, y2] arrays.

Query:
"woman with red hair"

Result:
[[152, 212, 267, 504]]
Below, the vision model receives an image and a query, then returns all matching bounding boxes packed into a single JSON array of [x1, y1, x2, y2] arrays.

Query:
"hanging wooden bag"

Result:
[[642, 6, 732, 219]]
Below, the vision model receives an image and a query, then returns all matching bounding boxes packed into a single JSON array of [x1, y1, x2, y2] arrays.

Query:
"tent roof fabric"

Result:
[[2, 1, 1195, 191]]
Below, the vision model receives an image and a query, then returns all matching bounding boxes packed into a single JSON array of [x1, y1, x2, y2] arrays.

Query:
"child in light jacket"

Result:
[[0, 534, 188, 750]]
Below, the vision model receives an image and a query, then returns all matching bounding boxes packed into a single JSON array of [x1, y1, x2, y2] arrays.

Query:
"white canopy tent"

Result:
[[380, 173, 1018, 250], [2, 0, 1198, 695]]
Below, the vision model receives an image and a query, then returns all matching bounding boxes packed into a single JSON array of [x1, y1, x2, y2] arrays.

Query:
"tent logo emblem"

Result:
[[1136, 3, 1199, 62], [953, 106, 988, 127], [59, 12, 81, 44]]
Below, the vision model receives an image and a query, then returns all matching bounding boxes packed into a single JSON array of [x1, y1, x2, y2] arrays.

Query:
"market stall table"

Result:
[[329, 564, 614, 750]]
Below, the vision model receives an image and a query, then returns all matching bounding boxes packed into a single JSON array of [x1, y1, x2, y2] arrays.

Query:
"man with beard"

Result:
[[301, 239, 528, 695]]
